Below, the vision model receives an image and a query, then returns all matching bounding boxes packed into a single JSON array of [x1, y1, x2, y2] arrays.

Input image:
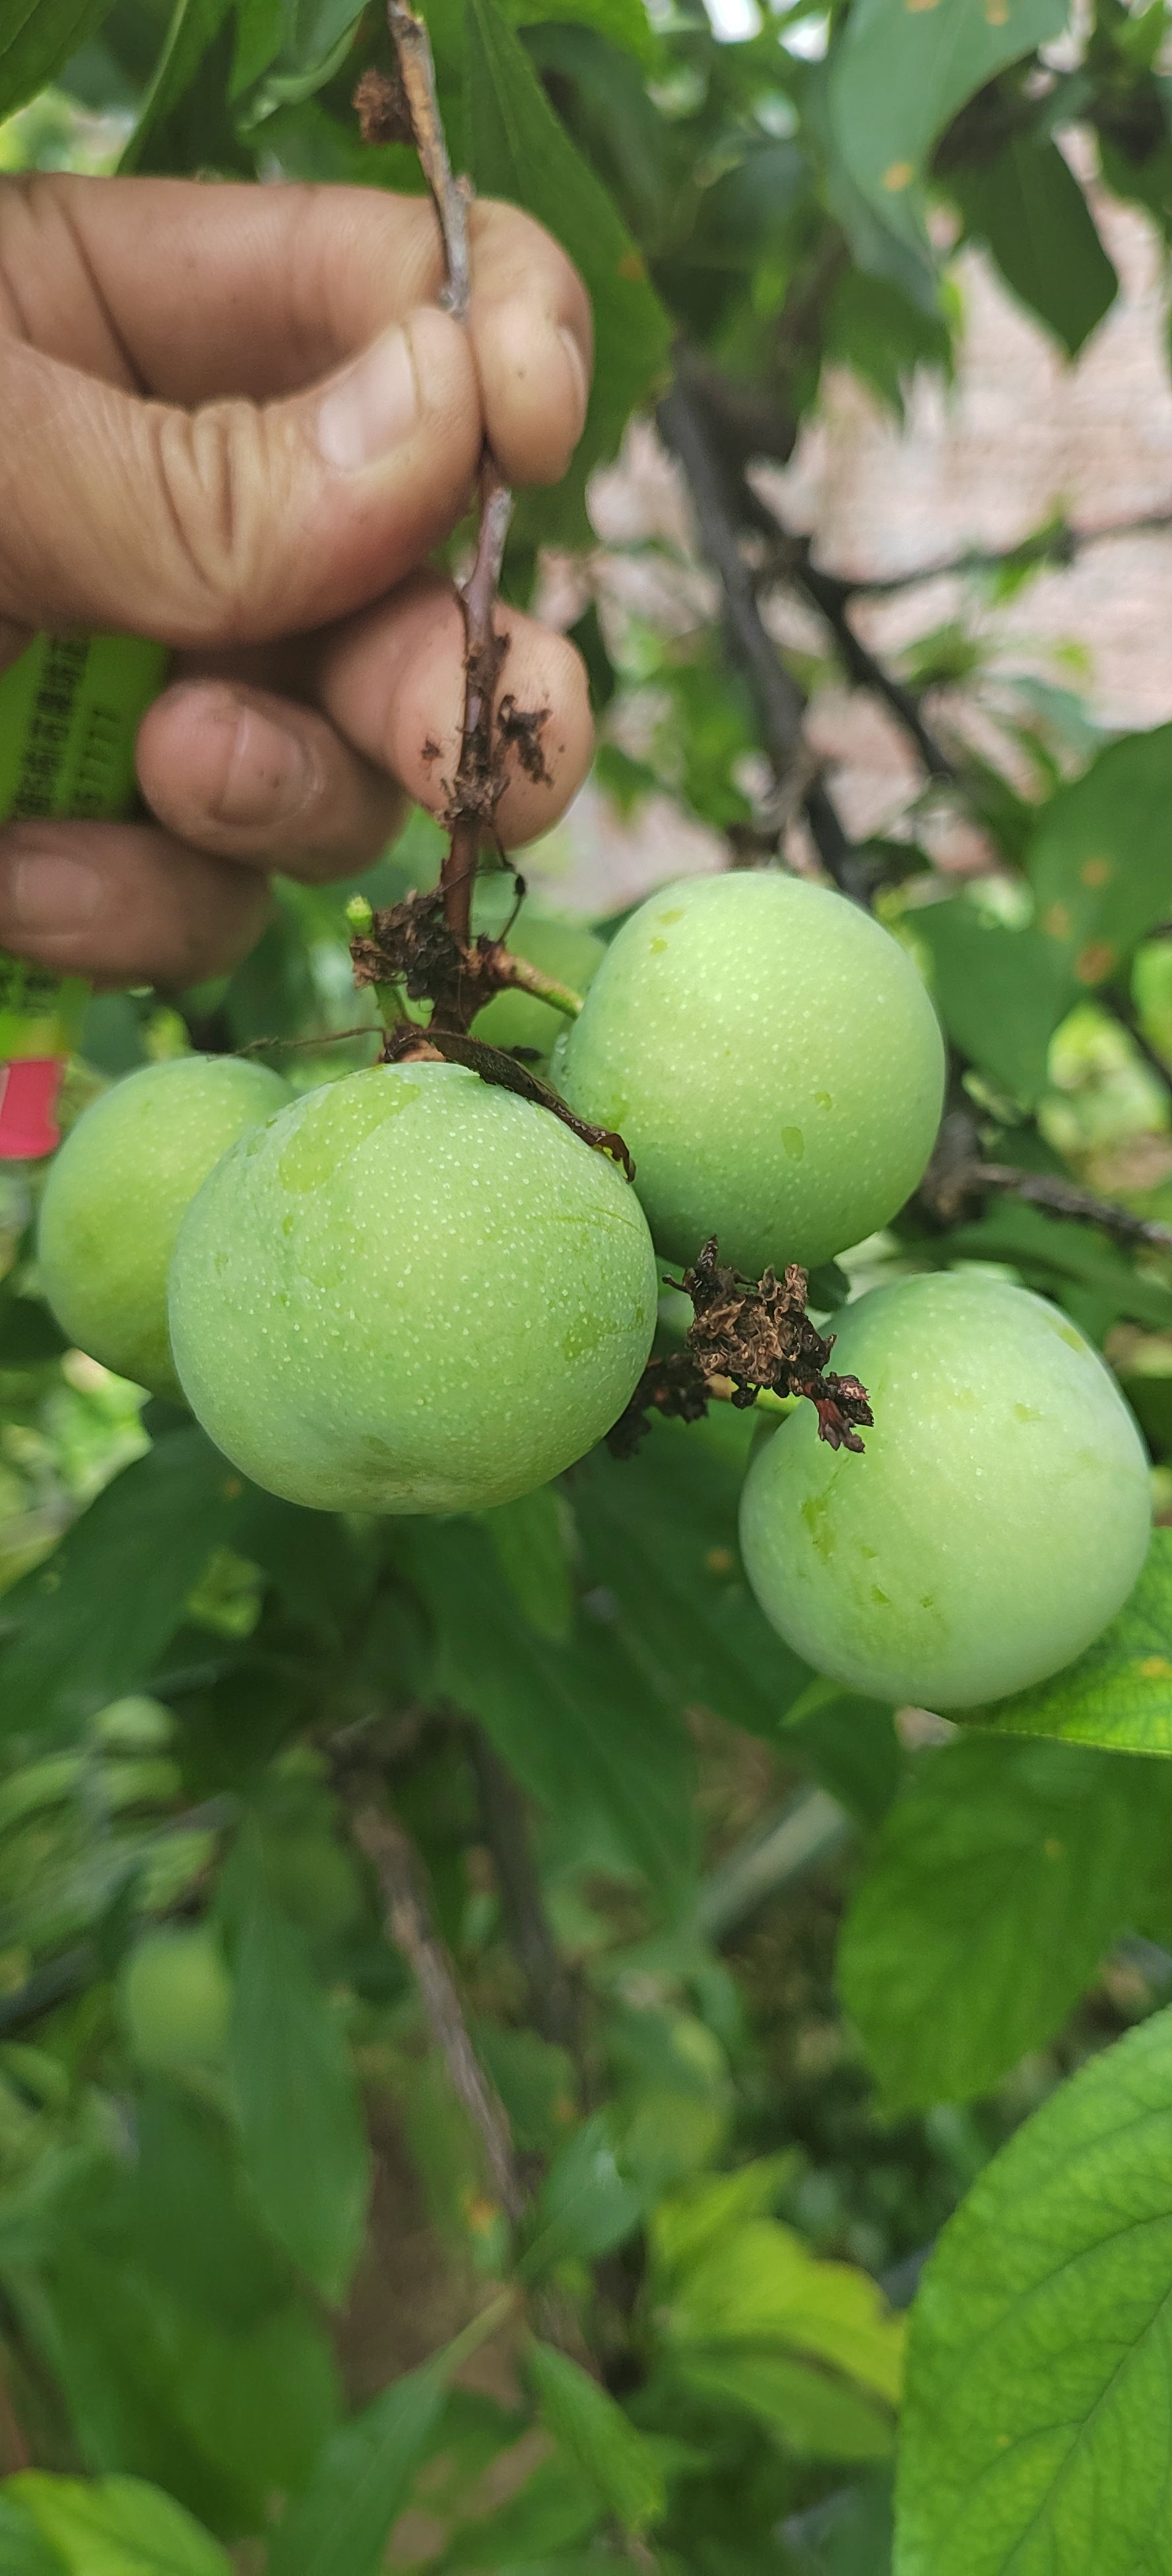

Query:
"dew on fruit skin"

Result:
[[649, 937, 668, 955], [870, 1586, 891, 1607], [801, 1493, 835, 1560], [1014, 1401, 1044, 1423], [781, 1128, 804, 1161], [815, 1092, 833, 1112]]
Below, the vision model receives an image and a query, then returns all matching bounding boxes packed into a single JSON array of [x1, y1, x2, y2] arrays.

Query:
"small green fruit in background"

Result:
[[37, 1054, 290, 1400], [558, 870, 946, 1275], [168, 1060, 658, 1515], [470, 895, 605, 1060], [119, 1924, 232, 2074], [739, 1270, 1152, 1711]]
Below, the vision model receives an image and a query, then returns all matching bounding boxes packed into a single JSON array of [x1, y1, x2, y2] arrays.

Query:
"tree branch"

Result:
[[925, 1124, 1172, 1251], [657, 379, 873, 903], [469, 1731, 580, 2054], [385, 0, 471, 318], [380, 3, 515, 966], [833, 507, 1172, 598], [349, 1798, 527, 2228], [767, 529, 958, 783]]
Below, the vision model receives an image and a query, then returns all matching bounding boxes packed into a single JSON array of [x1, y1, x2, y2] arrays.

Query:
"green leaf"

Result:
[[507, 0, 655, 67], [828, 0, 1068, 214], [529, 2109, 648, 2269], [228, 1867, 370, 2300], [408, 1519, 696, 1893], [965, 1525, 1172, 1754], [676, 2351, 894, 2464], [1027, 721, 1172, 984], [476, 1486, 575, 1642], [571, 1417, 816, 1744], [461, 0, 672, 541], [913, 901, 1075, 1105], [0, 1430, 247, 1739], [659, 2221, 905, 2409], [121, 0, 243, 175], [127, 2084, 295, 2333], [0, 0, 117, 121], [0, 2496, 63, 2576], [895, 2003, 1172, 2575], [267, 2366, 443, 2576], [930, 1198, 1172, 1339], [952, 137, 1117, 358], [527, 2343, 665, 2536], [440, 2444, 604, 2566], [838, 1737, 1163, 2110], [8, 2475, 230, 2576], [649, 2156, 800, 2282]]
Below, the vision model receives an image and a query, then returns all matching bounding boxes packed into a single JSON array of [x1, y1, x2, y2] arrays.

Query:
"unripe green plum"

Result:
[[471, 901, 605, 1060], [168, 1061, 658, 1514], [739, 1271, 1152, 1711], [37, 1054, 289, 1400], [119, 1924, 232, 2073], [558, 871, 945, 1276]]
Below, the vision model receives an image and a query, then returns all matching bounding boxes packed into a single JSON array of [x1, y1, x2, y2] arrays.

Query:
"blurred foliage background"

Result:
[[2, 1, 1172, 2571]]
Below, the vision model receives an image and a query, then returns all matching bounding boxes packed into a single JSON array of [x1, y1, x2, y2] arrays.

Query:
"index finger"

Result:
[[1, 176, 593, 486]]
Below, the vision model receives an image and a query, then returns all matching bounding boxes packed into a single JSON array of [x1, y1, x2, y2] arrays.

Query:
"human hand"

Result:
[[0, 174, 594, 987]]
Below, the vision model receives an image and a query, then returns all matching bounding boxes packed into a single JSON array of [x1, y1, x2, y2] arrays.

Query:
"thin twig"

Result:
[[444, 460, 515, 950], [779, 537, 958, 783], [386, 1, 471, 317], [382, 5, 516, 969], [658, 379, 872, 903], [469, 1731, 580, 2053], [351, 1799, 527, 2228], [835, 507, 1172, 598], [969, 1162, 1172, 1252]]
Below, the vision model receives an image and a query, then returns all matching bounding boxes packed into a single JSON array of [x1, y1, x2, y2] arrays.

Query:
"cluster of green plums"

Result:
[[38, 869, 1151, 1713]]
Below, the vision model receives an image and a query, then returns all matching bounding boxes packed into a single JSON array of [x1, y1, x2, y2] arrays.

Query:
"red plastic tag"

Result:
[[0, 1056, 65, 1160]]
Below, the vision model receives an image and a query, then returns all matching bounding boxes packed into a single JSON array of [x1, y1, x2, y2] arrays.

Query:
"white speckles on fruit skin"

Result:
[[559, 871, 946, 1275], [37, 1053, 290, 1400], [168, 1062, 659, 1514], [739, 1270, 1152, 1711]]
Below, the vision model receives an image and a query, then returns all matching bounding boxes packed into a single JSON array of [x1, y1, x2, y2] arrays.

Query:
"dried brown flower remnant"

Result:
[[352, 66, 413, 146], [608, 1239, 872, 1458]]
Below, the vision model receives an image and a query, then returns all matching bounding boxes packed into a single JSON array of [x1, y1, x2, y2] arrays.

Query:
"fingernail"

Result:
[[10, 852, 102, 932], [558, 325, 590, 445], [317, 323, 420, 472], [211, 702, 315, 827]]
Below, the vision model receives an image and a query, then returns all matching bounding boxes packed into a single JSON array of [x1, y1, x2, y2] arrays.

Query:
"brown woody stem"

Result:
[[385, 1, 471, 318]]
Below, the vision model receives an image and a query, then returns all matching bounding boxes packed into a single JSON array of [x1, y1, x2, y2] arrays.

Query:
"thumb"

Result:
[[0, 306, 480, 649]]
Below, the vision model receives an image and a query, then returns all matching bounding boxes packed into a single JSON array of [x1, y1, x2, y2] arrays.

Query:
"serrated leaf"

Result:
[[660, 2221, 905, 2408], [964, 1525, 1172, 1753], [677, 2352, 894, 2464], [0, 0, 117, 121], [527, 2343, 665, 2536], [0, 1430, 247, 1739], [462, 0, 671, 542], [8, 2475, 230, 2576], [228, 1870, 370, 2300], [838, 1737, 1164, 2110], [828, 0, 1068, 214], [913, 901, 1075, 1105], [407, 1519, 696, 1892], [895, 2004, 1172, 2575], [952, 136, 1117, 358], [267, 2366, 443, 2576], [1027, 721, 1172, 984]]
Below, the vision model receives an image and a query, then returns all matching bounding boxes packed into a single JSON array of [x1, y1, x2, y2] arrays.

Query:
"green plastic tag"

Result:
[[0, 633, 168, 1064]]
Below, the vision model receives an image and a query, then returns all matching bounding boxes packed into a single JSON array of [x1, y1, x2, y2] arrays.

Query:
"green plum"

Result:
[[119, 1924, 232, 2073], [558, 870, 945, 1276], [739, 1271, 1152, 1711], [470, 894, 605, 1060], [168, 1060, 658, 1514], [38, 1054, 289, 1399]]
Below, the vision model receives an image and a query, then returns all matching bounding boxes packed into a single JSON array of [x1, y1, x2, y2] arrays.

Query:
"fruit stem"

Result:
[[490, 948, 584, 1019]]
